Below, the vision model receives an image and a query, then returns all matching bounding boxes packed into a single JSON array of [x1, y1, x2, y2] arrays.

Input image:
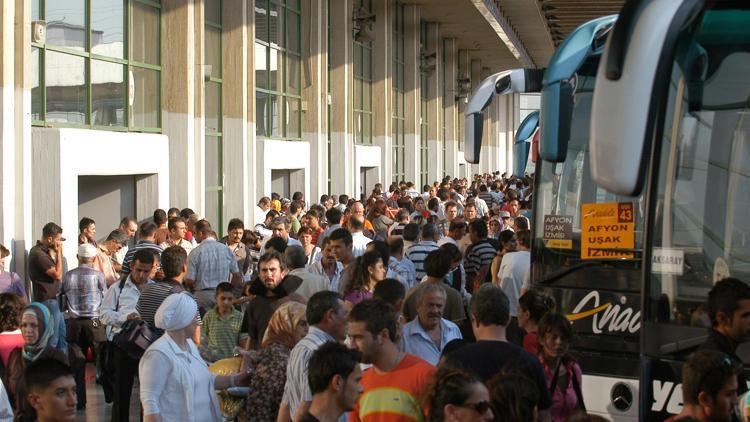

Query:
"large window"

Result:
[[31, 0, 161, 131], [391, 1, 405, 183], [419, 22, 429, 186], [353, 0, 373, 144], [255, 0, 302, 140], [205, 1, 223, 233]]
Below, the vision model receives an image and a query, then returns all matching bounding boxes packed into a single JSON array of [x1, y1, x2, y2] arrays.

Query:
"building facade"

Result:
[[1, 0, 551, 274]]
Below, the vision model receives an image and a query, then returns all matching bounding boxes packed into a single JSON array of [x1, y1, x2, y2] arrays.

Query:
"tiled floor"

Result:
[[76, 363, 141, 422]]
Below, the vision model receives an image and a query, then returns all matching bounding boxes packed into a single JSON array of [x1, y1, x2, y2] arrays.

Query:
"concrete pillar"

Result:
[[425, 22, 441, 183], [403, 4, 419, 185], [303, 0, 329, 201], [194, 0, 206, 214], [13, 0, 32, 275], [457, 49, 470, 179], [247, 0, 259, 223], [1, 0, 14, 249], [480, 67, 493, 173], [371, 0, 391, 187], [442, 38, 458, 178], [329, 0, 355, 196], [470, 57, 482, 176], [162, 0, 197, 208], [222, 0, 249, 224]]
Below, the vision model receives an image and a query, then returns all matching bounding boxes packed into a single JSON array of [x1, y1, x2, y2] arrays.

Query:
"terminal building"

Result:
[[0, 0, 618, 271]]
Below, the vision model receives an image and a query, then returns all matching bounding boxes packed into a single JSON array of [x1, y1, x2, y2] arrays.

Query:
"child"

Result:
[[201, 282, 248, 361]]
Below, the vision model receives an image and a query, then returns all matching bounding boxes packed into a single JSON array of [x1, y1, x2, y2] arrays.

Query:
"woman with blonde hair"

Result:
[[244, 301, 308, 421]]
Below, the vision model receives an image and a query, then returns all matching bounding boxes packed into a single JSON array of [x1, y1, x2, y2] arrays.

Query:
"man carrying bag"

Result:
[[99, 249, 157, 422]]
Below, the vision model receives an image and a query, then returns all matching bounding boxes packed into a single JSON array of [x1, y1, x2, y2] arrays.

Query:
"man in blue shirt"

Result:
[[185, 219, 242, 312], [400, 283, 462, 365]]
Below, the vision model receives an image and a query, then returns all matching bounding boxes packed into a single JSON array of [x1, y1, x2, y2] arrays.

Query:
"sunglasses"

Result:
[[458, 400, 492, 414]]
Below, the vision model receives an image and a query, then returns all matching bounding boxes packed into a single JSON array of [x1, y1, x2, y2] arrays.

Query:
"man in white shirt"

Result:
[[99, 249, 155, 422], [286, 246, 329, 300], [438, 220, 467, 248], [348, 218, 371, 258], [308, 238, 345, 293], [498, 229, 531, 345]]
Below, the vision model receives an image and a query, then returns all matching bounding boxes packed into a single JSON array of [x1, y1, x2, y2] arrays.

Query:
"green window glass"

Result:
[[32, 0, 161, 131], [255, 0, 303, 141], [392, 1, 405, 182], [353, 0, 373, 145]]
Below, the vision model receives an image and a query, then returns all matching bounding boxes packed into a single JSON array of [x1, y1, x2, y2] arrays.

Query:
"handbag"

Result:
[[113, 319, 156, 359], [111, 279, 157, 359]]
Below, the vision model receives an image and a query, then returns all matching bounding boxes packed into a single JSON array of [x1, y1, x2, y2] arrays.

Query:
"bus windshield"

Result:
[[646, 6, 750, 358], [533, 56, 644, 284]]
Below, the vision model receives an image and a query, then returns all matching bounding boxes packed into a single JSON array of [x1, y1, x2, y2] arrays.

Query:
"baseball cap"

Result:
[[499, 211, 511, 218]]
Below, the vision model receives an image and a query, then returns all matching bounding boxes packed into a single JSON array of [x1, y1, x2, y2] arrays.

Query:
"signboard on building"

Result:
[[581, 202, 635, 260]]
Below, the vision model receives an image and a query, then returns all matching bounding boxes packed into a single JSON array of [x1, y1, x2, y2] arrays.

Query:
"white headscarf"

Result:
[[155, 293, 198, 331]]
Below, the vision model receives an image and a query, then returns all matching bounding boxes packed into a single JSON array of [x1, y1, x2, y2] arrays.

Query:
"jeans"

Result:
[[43, 298, 67, 354]]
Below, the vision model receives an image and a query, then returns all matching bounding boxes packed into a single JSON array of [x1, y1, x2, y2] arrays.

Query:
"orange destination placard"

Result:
[[581, 202, 635, 260]]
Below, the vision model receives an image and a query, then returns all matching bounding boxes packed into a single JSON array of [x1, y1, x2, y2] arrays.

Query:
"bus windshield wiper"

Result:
[[538, 253, 641, 285]]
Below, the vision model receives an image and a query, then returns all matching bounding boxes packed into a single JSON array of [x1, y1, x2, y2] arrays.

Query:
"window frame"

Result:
[[31, 0, 162, 132], [254, 0, 303, 141]]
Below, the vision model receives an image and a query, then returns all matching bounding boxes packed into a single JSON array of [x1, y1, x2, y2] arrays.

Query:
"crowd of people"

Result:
[[0, 172, 744, 422]]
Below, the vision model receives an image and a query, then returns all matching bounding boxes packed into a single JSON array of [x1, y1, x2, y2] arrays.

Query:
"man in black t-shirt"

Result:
[[445, 284, 552, 417], [300, 342, 363, 422]]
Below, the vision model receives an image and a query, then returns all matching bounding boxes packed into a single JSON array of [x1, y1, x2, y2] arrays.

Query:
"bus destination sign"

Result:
[[581, 202, 635, 260], [543, 215, 573, 249]]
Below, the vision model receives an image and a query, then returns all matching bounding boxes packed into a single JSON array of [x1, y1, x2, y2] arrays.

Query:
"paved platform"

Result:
[[76, 363, 140, 422]]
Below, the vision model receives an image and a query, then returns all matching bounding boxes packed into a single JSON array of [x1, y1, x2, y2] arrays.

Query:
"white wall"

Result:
[[32, 128, 170, 269], [259, 139, 311, 204]]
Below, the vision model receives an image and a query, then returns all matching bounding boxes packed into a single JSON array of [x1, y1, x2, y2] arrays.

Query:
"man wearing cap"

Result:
[[499, 210, 514, 232], [61, 243, 107, 409]]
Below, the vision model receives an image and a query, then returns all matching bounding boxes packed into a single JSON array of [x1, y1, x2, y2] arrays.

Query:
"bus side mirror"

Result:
[[514, 110, 539, 176], [539, 81, 573, 162]]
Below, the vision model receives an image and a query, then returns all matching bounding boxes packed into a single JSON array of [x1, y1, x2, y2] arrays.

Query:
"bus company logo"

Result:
[[566, 290, 641, 334]]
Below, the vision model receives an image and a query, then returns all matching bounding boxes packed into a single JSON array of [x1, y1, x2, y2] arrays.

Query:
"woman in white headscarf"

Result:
[[139, 293, 248, 422]]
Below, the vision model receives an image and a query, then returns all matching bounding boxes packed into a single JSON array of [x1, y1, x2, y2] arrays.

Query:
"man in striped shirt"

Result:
[[464, 220, 499, 286], [136, 246, 200, 340], [280, 291, 349, 421], [404, 223, 440, 282], [120, 222, 164, 276]]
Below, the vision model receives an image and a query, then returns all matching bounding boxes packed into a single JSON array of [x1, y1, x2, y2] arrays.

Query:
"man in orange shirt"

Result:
[[348, 299, 435, 422]]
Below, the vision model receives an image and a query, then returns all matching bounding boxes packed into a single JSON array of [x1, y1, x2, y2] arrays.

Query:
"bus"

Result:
[[466, 15, 647, 420], [588, 0, 750, 419]]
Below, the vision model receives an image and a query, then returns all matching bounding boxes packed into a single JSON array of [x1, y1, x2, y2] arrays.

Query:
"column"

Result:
[[302, 0, 328, 200], [371, 0, 391, 187], [247, 0, 259, 223], [162, 0, 197, 208], [0, 0, 15, 247], [425, 22, 441, 183], [13, 0, 32, 275], [329, 0, 355, 196], [223, 0, 249, 223], [442, 38, 458, 178], [403, 4, 419, 184], [470, 57, 482, 176]]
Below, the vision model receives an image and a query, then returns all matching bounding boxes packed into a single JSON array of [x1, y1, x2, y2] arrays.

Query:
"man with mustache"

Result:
[[400, 283, 462, 365]]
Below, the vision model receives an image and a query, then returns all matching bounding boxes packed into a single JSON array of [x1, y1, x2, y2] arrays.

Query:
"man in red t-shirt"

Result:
[[348, 299, 435, 422]]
